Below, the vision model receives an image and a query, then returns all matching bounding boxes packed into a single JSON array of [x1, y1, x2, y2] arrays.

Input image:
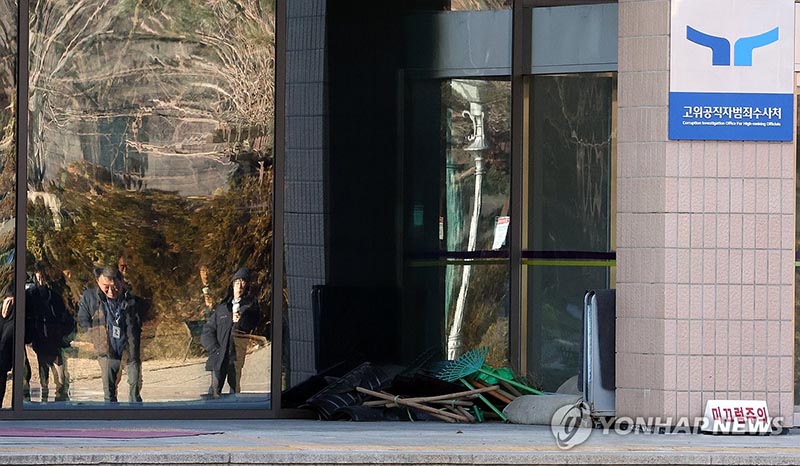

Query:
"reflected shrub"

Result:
[[26, 159, 274, 360]]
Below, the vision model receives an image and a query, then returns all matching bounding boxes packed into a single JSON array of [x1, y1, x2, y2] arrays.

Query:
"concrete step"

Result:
[[0, 420, 796, 465]]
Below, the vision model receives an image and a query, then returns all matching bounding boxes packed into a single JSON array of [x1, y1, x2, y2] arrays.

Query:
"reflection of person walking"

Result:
[[201, 268, 261, 398], [0, 287, 14, 406], [199, 265, 214, 319], [77, 267, 147, 403], [25, 263, 75, 402]]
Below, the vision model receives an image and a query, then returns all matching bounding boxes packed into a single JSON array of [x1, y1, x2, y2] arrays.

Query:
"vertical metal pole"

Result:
[[13, 0, 29, 415], [270, 0, 286, 414]]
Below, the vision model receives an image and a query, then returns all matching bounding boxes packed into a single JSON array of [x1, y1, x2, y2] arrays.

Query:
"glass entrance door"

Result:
[[400, 72, 616, 387]]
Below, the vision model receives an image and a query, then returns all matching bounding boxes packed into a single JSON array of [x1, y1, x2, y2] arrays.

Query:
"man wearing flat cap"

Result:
[[201, 267, 262, 397]]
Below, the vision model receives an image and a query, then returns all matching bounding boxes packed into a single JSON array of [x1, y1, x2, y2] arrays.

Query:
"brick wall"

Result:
[[616, 0, 795, 424]]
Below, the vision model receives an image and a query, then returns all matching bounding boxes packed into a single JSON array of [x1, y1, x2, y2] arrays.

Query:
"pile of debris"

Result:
[[357, 385, 497, 423], [285, 347, 546, 423]]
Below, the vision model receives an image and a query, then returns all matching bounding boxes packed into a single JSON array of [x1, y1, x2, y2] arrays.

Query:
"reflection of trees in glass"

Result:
[[458, 264, 509, 368], [443, 80, 510, 363], [410, 0, 510, 10], [27, 158, 273, 353], [0, 145, 14, 289], [25, 0, 276, 359], [527, 75, 614, 391], [444, 80, 510, 252], [531, 75, 612, 253], [29, 0, 275, 193], [448, 0, 511, 10], [0, 0, 16, 290]]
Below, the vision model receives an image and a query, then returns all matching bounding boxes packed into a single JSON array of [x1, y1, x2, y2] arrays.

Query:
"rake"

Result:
[[435, 347, 545, 421], [434, 348, 505, 421], [437, 347, 544, 395]]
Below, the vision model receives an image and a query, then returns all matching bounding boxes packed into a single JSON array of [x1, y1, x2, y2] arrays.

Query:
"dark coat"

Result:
[[201, 297, 260, 371], [77, 287, 145, 362], [0, 304, 13, 374], [25, 285, 75, 358]]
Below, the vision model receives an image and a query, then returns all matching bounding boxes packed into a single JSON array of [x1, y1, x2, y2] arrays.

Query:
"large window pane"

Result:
[[26, 0, 274, 408], [404, 78, 512, 363], [526, 264, 609, 391], [525, 74, 615, 392], [0, 0, 16, 409]]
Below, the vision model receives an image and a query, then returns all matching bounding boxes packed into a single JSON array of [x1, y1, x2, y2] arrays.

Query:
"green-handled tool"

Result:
[[435, 347, 544, 396], [433, 348, 506, 420]]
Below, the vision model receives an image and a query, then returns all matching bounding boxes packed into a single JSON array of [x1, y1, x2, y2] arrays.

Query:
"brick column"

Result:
[[285, 0, 327, 386], [616, 0, 795, 425]]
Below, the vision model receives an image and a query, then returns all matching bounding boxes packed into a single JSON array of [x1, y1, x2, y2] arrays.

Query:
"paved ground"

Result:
[[0, 419, 797, 465], [8, 345, 272, 407]]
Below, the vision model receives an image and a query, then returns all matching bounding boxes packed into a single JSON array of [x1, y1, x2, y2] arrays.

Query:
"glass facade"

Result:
[[0, 0, 16, 410], [23, 0, 275, 409], [0, 0, 789, 424], [4, 1, 729, 419]]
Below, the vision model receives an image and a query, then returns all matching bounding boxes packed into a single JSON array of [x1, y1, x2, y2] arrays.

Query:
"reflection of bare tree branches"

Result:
[[0, 0, 16, 102], [0, 0, 15, 232], [31, 0, 114, 85], [24, 1, 277, 329], [29, 0, 275, 191], [449, 0, 510, 10], [125, 140, 237, 162]]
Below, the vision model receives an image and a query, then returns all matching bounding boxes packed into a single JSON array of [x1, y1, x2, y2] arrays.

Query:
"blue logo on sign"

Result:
[[686, 26, 779, 66]]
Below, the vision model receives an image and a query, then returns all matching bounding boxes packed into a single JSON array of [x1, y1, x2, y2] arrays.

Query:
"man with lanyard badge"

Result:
[[78, 266, 146, 403]]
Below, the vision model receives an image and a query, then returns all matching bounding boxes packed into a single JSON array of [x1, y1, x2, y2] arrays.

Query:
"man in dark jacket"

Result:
[[201, 267, 261, 397], [25, 263, 75, 402], [77, 266, 146, 403]]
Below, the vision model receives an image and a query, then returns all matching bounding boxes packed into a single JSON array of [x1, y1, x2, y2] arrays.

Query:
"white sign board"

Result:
[[492, 216, 510, 250], [669, 0, 794, 141], [702, 399, 771, 434]]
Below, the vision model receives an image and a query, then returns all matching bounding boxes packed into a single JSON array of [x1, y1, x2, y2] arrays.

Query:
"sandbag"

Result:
[[503, 394, 582, 425]]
